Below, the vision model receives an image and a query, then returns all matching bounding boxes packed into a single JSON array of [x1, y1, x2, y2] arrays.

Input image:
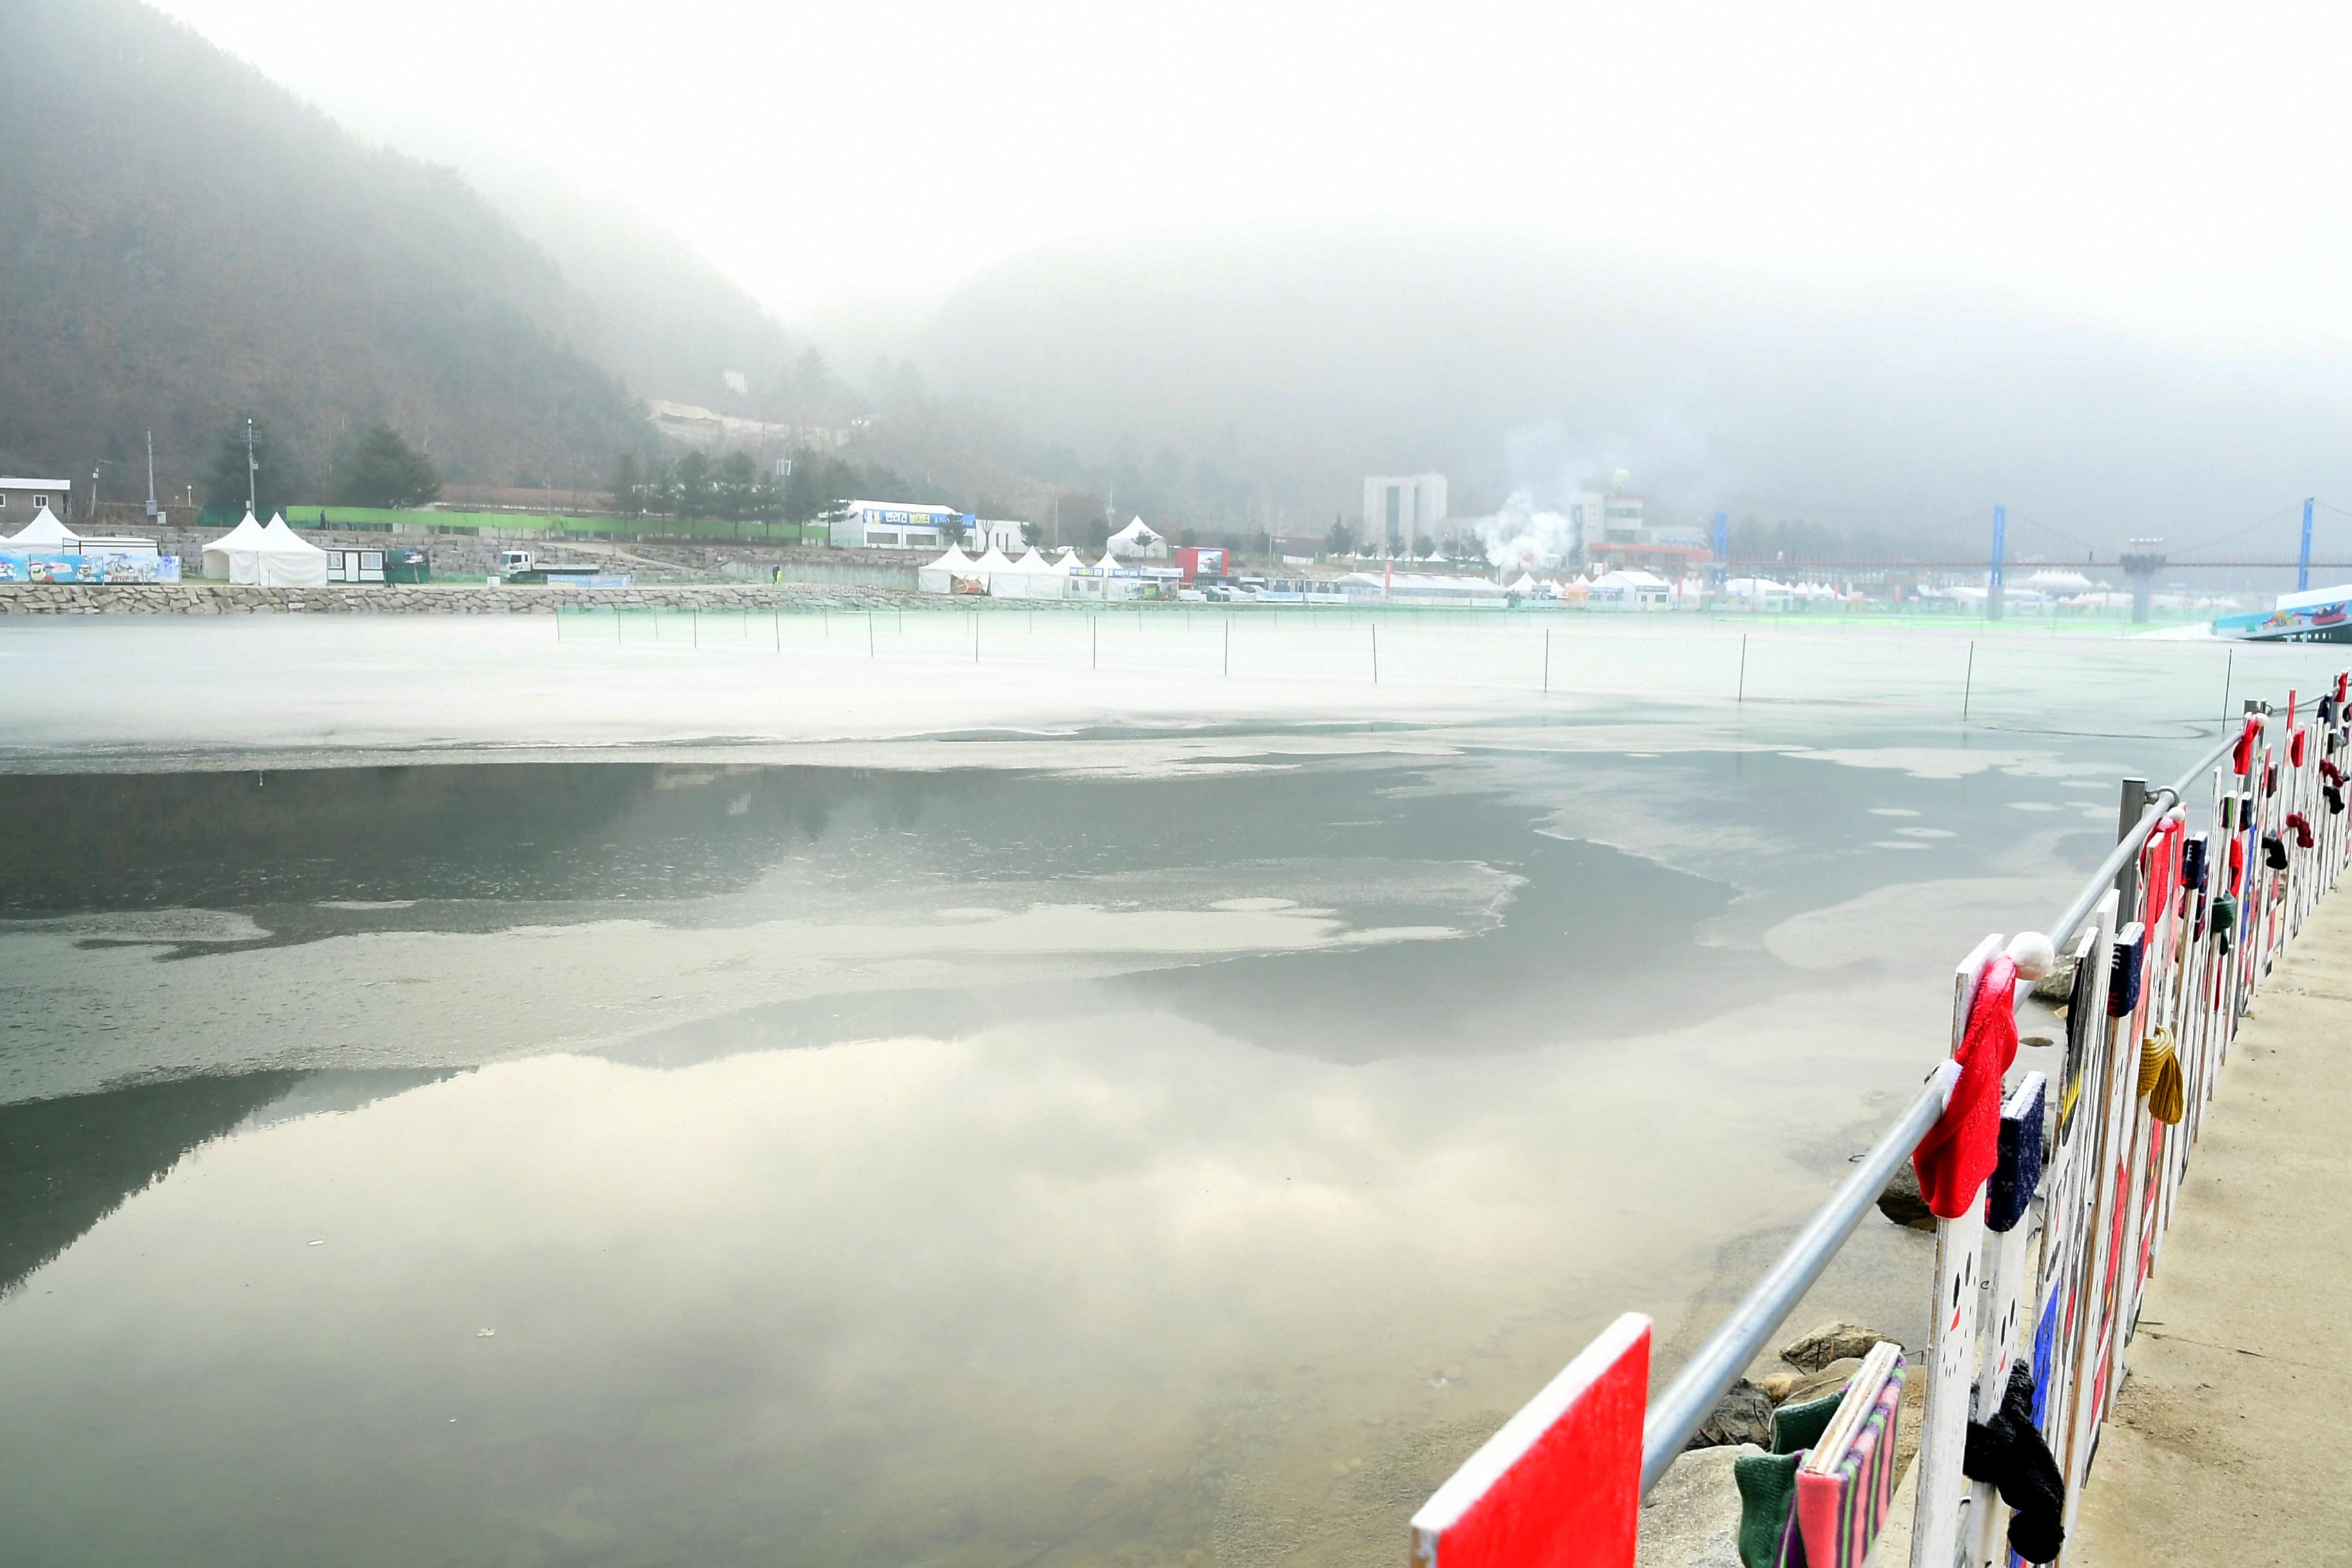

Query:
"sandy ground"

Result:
[[2071, 894, 2352, 1565]]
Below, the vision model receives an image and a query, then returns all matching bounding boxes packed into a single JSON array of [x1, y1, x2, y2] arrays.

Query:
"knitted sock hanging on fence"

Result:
[[2288, 811, 2315, 849], [2232, 714, 2261, 775], [2138, 1029, 2186, 1125], [2323, 693, 2340, 728], [1733, 1450, 1802, 1568], [2324, 759, 2346, 788], [2107, 923, 2146, 1018], [2211, 894, 2238, 955], [2266, 761, 2279, 797], [1987, 1076, 2046, 1233], [1912, 940, 2045, 1219], [2329, 784, 2345, 817], [2180, 835, 2208, 892], [2264, 832, 2289, 870], [1962, 1360, 2066, 1563]]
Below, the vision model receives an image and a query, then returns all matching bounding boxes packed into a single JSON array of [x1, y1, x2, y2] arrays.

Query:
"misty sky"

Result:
[[148, 0, 2352, 351]]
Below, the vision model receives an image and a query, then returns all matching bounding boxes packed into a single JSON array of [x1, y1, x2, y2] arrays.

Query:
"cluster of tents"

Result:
[[199, 511, 331, 585], [919, 544, 1150, 599], [1, 503, 331, 584]]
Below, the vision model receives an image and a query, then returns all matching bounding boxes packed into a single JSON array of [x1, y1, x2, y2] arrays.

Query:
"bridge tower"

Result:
[[2300, 497, 2315, 592], [2120, 536, 2166, 623], [1987, 504, 2007, 621]]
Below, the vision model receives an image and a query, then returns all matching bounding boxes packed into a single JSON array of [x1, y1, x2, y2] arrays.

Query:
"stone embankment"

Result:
[[0, 582, 1013, 614], [67, 520, 921, 585]]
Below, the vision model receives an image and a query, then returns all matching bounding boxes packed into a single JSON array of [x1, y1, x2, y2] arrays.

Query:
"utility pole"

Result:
[[145, 429, 159, 517], [245, 418, 258, 515]]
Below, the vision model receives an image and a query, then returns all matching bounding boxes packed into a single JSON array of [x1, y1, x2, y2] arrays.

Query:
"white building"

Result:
[[1362, 474, 1447, 550], [971, 518, 1028, 554], [1567, 489, 1644, 551], [0, 476, 72, 522], [828, 500, 970, 550]]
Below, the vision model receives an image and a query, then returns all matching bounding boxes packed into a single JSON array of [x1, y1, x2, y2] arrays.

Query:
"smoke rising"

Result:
[[1476, 490, 1576, 573]]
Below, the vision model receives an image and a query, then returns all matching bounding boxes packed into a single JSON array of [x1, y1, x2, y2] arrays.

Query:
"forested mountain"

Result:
[[0, 0, 704, 494]]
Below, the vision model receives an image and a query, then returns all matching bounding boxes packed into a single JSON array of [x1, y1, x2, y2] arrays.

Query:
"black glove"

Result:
[[1961, 1360, 2066, 1563]]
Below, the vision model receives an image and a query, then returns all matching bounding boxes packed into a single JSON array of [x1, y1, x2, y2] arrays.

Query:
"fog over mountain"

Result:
[[894, 226, 2352, 548], [17, 0, 2352, 554]]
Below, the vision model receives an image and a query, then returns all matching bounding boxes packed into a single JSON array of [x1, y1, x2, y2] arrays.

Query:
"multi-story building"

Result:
[[1362, 474, 1448, 550], [1565, 490, 1645, 551]]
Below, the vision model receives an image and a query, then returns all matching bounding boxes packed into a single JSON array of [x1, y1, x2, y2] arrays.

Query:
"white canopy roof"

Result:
[[972, 546, 1018, 574], [2275, 582, 2352, 612], [202, 511, 329, 585], [1108, 516, 1161, 545], [1509, 572, 1539, 591], [923, 544, 974, 572], [1011, 547, 1055, 573], [261, 513, 328, 556], [3, 504, 80, 551], [1596, 569, 1672, 590]]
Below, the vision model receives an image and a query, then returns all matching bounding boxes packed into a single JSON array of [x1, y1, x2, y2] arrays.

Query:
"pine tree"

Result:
[[335, 426, 442, 508]]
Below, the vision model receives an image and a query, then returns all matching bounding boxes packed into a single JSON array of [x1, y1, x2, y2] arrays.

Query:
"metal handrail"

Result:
[[1636, 713, 2256, 1493], [1638, 1061, 1958, 1491]]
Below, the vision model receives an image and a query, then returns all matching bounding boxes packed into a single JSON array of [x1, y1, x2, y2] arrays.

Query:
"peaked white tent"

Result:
[[4, 504, 81, 553], [1107, 516, 1167, 557], [202, 511, 329, 585], [201, 512, 270, 582], [999, 546, 1065, 600], [1589, 569, 1672, 610], [918, 544, 975, 593], [972, 545, 1018, 576], [258, 513, 330, 585]]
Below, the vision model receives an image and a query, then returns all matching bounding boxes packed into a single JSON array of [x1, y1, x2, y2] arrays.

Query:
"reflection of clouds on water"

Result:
[[0, 996, 1903, 1568]]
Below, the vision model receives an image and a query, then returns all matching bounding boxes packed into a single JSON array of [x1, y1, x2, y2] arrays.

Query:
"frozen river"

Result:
[[1, 611, 2337, 1567]]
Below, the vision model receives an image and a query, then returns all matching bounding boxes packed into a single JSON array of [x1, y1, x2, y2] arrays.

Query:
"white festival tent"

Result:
[[960, 545, 1016, 596], [259, 514, 330, 585], [4, 504, 81, 552], [202, 511, 330, 585], [991, 546, 1065, 600], [1106, 516, 1168, 556], [917, 544, 975, 593]]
